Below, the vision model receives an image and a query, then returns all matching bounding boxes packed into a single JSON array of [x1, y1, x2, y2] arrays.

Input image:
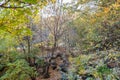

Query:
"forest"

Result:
[[0, 0, 120, 80]]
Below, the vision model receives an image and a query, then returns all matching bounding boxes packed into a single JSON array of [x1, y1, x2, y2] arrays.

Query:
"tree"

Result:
[[67, 0, 120, 52], [0, 0, 47, 48], [0, 0, 56, 80], [41, 0, 71, 55]]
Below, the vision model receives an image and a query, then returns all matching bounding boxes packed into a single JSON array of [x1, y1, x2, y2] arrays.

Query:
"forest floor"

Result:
[[36, 57, 68, 80], [36, 50, 120, 80]]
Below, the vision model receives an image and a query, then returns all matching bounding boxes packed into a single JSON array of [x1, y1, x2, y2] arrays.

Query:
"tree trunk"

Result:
[[52, 36, 57, 56], [43, 62, 50, 78]]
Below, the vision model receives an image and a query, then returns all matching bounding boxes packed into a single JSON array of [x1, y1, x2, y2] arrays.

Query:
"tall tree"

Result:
[[41, 0, 71, 54]]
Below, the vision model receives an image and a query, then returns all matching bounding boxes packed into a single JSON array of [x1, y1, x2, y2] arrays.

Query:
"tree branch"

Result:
[[0, 0, 10, 6], [0, 5, 23, 8], [0, 0, 32, 9]]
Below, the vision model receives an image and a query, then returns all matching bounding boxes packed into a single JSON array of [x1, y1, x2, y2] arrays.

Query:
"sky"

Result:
[[41, 0, 97, 17], [62, 0, 72, 3], [41, 0, 73, 18]]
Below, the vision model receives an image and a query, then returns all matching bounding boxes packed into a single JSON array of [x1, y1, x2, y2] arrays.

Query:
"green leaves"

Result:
[[69, 51, 120, 79], [22, 0, 38, 4], [0, 59, 37, 80], [97, 65, 111, 74]]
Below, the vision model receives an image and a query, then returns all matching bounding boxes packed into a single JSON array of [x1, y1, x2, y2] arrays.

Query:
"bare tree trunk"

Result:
[[24, 36, 32, 65], [52, 35, 57, 56], [27, 37, 31, 54], [43, 62, 50, 78]]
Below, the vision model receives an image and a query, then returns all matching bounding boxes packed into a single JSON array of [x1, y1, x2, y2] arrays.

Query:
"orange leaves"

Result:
[[104, 7, 110, 13]]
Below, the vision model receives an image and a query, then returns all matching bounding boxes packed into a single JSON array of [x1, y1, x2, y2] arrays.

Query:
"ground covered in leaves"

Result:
[[36, 50, 120, 80]]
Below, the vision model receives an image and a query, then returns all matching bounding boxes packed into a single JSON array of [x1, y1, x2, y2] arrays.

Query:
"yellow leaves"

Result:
[[80, 18, 85, 21], [35, 0, 47, 8], [92, 71, 100, 78], [95, 13, 102, 17], [112, 3, 120, 10], [69, 56, 80, 65], [42, 0, 48, 6], [78, 69, 86, 74], [104, 7, 110, 13], [91, 19, 96, 24], [51, 0, 56, 3], [34, 42, 45, 47], [69, 56, 86, 74], [102, 0, 120, 15], [33, 13, 41, 24], [48, 33, 54, 41], [78, 0, 90, 4], [39, 0, 56, 8], [69, 57, 73, 62], [76, 59, 81, 65]]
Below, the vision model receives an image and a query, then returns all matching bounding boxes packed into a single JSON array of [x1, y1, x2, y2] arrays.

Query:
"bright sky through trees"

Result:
[[63, 0, 72, 3]]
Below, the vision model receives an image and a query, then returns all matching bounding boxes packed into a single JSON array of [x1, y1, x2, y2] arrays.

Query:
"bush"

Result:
[[0, 59, 37, 80], [69, 51, 120, 80]]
